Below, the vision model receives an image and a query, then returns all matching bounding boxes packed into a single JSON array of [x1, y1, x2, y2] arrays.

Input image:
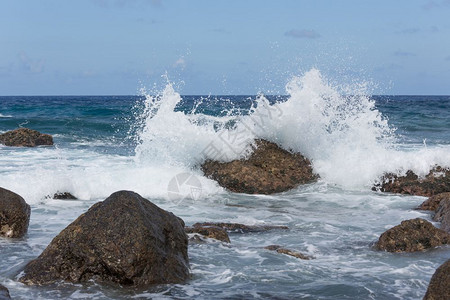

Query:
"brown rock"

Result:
[[433, 198, 450, 233], [418, 193, 450, 211], [423, 259, 450, 300], [19, 190, 189, 286], [0, 284, 11, 300], [192, 222, 288, 233], [201, 139, 318, 194], [374, 218, 450, 252], [373, 167, 450, 197], [264, 245, 313, 260], [0, 128, 53, 147], [0, 187, 31, 238], [185, 225, 230, 243]]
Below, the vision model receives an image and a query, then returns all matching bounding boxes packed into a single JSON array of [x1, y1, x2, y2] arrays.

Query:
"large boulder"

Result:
[[0, 187, 30, 238], [201, 139, 318, 194], [423, 259, 450, 300], [418, 193, 450, 211], [373, 167, 450, 197], [0, 128, 53, 147], [19, 191, 189, 286], [374, 218, 450, 252], [433, 198, 450, 233], [0, 284, 11, 300]]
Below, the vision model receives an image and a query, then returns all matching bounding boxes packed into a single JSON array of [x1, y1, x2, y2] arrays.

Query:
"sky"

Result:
[[1, 0, 450, 95]]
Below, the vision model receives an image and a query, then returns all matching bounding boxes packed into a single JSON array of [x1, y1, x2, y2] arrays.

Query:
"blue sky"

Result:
[[1, 0, 450, 95]]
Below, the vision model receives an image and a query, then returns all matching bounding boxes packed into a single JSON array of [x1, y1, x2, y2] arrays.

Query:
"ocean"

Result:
[[1, 69, 449, 299]]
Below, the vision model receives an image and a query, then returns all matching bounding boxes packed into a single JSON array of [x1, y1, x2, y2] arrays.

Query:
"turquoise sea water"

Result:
[[1, 71, 450, 299]]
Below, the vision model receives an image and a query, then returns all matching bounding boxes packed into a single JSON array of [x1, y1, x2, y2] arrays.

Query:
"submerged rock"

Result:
[[185, 225, 230, 243], [374, 218, 450, 252], [433, 198, 450, 233], [418, 193, 450, 211], [19, 190, 189, 286], [264, 245, 313, 260], [201, 139, 318, 194], [0, 187, 30, 238], [0, 284, 11, 300], [374, 167, 450, 197], [423, 259, 450, 300], [192, 222, 289, 233], [0, 128, 53, 147]]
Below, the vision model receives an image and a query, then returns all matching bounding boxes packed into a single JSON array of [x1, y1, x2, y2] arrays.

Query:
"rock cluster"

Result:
[[0, 187, 30, 238], [201, 139, 317, 194], [0, 128, 53, 147], [19, 191, 189, 286]]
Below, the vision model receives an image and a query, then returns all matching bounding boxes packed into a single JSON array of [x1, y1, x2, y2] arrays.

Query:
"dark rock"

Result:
[[433, 198, 450, 233], [192, 222, 289, 233], [0, 128, 53, 147], [374, 218, 450, 252], [373, 167, 450, 197], [264, 245, 313, 260], [0, 187, 31, 238], [185, 225, 230, 243], [0, 284, 11, 300], [201, 139, 318, 194], [52, 192, 77, 200], [418, 193, 450, 211], [423, 259, 450, 300], [19, 190, 189, 286]]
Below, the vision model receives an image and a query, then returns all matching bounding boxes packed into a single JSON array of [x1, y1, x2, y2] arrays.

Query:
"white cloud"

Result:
[[284, 29, 321, 39]]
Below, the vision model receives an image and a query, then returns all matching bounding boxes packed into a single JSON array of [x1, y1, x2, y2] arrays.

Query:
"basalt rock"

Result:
[[418, 193, 450, 211], [423, 259, 450, 300], [374, 218, 450, 253], [0, 128, 53, 147], [201, 139, 317, 194], [192, 222, 289, 233], [264, 245, 313, 260], [0, 187, 31, 238], [433, 198, 450, 233], [0, 284, 11, 300], [373, 167, 450, 197], [19, 190, 189, 286], [185, 225, 230, 243]]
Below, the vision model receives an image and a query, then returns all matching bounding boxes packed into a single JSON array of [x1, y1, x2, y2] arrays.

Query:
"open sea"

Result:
[[1, 69, 450, 299]]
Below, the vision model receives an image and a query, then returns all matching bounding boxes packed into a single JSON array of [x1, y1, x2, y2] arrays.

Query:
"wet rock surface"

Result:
[[433, 198, 450, 233], [374, 218, 450, 252], [374, 167, 450, 197], [0, 284, 11, 300], [0, 128, 53, 147], [418, 193, 450, 211], [185, 225, 230, 243], [201, 139, 318, 194], [264, 245, 313, 260], [19, 190, 189, 286], [52, 192, 77, 200], [192, 222, 289, 233], [423, 259, 450, 300], [0, 187, 31, 238]]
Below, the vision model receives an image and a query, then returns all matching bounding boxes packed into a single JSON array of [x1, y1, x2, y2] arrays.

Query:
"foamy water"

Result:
[[0, 69, 449, 299]]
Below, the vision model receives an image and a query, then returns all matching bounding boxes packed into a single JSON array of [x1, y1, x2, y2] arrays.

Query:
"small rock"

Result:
[[19, 190, 189, 286], [0, 128, 53, 147], [201, 139, 318, 194], [418, 193, 450, 211], [374, 218, 450, 252], [433, 198, 450, 233], [264, 245, 313, 260], [185, 225, 230, 243], [423, 259, 450, 300], [0, 187, 31, 238], [373, 167, 450, 197], [192, 222, 288, 233], [52, 192, 77, 200], [0, 284, 11, 300]]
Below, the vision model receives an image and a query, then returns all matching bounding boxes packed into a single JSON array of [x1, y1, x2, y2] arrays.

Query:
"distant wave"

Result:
[[0, 113, 12, 118]]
